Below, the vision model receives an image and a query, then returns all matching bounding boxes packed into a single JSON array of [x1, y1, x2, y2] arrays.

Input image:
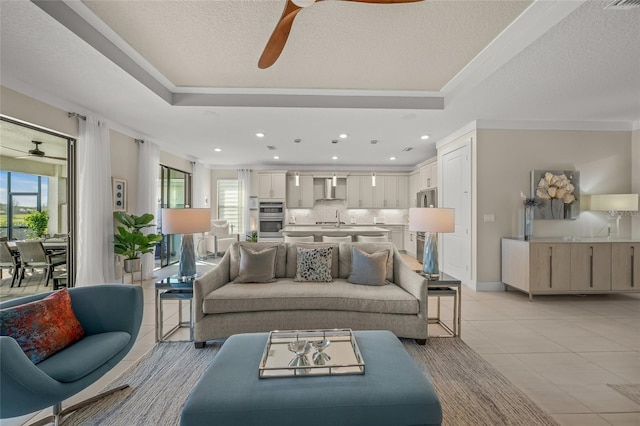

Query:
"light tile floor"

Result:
[[8, 255, 640, 426]]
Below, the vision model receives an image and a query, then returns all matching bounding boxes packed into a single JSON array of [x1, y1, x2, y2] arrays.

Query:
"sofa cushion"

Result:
[[338, 242, 395, 281], [294, 246, 333, 282], [286, 243, 339, 278], [234, 245, 278, 283], [0, 289, 86, 364], [36, 331, 130, 382], [230, 242, 286, 280], [202, 279, 418, 315], [348, 246, 389, 286]]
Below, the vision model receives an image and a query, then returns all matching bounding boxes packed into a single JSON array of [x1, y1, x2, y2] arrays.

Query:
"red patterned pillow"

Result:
[[0, 289, 86, 364]]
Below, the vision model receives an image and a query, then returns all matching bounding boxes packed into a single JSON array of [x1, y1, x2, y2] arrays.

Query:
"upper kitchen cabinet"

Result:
[[419, 161, 437, 190], [286, 174, 314, 208], [347, 175, 373, 208], [258, 172, 286, 200], [409, 172, 419, 207]]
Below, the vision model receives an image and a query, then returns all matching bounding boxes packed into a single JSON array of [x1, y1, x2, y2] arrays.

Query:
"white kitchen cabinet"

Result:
[[409, 172, 419, 207], [286, 175, 314, 208], [371, 175, 409, 208], [419, 162, 437, 190], [259, 172, 286, 200], [404, 227, 416, 256], [346, 175, 373, 208]]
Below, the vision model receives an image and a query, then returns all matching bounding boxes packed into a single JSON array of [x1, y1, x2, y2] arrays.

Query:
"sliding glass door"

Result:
[[156, 165, 191, 269], [0, 116, 76, 289]]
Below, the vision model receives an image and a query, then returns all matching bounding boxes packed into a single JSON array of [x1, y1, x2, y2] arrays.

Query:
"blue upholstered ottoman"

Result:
[[181, 330, 442, 426]]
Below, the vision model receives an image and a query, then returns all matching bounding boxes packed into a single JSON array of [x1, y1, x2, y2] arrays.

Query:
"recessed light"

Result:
[[420, 135, 430, 140], [256, 132, 265, 138], [213, 148, 222, 152], [273, 155, 280, 159], [332, 156, 338, 160], [389, 156, 396, 161], [339, 133, 348, 139]]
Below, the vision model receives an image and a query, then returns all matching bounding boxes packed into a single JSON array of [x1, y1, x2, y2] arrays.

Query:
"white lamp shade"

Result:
[[161, 208, 211, 234], [589, 194, 639, 212], [409, 207, 455, 233]]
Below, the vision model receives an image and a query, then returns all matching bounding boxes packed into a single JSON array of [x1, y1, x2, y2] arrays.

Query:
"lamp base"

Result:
[[422, 233, 440, 280], [178, 233, 197, 280]]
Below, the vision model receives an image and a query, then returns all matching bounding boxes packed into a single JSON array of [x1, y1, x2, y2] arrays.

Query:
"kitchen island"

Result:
[[282, 225, 390, 241]]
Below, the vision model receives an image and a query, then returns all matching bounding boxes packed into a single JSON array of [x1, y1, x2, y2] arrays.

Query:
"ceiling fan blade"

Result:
[[258, 0, 305, 69], [3, 146, 28, 154], [45, 155, 67, 161]]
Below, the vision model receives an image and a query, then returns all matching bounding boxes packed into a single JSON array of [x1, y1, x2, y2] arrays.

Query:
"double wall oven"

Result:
[[258, 201, 285, 240]]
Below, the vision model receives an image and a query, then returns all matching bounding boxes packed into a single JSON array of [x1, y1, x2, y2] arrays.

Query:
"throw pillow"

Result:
[[0, 288, 86, 364], [294, 246, 333, 282], [234, 245, 278, 283], [348, 246, 389, 286]]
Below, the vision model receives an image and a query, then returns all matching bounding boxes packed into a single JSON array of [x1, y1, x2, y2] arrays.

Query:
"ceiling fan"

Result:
[[13, 141, 67, 161], [258, 0, 423, 69]]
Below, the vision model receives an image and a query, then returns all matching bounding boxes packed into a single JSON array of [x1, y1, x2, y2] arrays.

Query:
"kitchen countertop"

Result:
[[283, 225, 390, 233]]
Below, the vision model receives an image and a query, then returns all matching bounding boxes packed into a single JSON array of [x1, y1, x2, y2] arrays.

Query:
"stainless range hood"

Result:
[[317, 178, 345, 201]]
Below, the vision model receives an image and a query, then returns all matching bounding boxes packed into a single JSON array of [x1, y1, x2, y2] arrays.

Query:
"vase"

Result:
[[551, 199, 564, 219], [524, 207, 534, 241]]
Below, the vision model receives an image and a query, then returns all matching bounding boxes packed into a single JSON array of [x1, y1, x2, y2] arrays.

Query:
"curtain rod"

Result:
[[135, 139, 144, 144], [67, 112, 86, 121]]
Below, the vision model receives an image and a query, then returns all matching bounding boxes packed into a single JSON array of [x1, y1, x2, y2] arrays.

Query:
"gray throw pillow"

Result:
[[294, 247, 333, 282], [234, 245, 278, 283], [347, 246, 389, 286]]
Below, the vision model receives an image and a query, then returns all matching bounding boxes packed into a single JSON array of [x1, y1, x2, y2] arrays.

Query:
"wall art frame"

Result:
[[112, 178, 127, 212], [531, 170, 580, 220]]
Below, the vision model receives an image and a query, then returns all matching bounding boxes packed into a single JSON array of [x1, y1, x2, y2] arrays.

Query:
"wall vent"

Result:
[[402, 147, 413, 152], [266, 145, 277, 150], [605, 0, 640, 9]]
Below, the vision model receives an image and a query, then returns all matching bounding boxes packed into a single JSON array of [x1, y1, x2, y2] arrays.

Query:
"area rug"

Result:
[[608, 384, 640, 405], [62, 338, 559, 426]]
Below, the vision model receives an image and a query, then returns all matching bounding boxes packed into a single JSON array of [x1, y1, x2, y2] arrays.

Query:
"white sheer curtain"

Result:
[[192, 161, 208, 258], [76, 116, 115, 285], [237, 169, 251, 236], [137, 140, 160, 280]]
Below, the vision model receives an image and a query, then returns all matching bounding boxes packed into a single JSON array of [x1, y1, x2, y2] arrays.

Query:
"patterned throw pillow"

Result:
[[294, 246, 334, 282], [0, 288, 86, 364]]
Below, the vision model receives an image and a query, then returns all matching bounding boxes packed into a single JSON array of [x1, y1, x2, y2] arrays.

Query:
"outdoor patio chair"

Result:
[[0, 241, 21, 287], [15, 241, 66, 287]]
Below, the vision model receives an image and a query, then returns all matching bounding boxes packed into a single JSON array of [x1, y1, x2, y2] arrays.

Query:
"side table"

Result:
[[155, 275, 194, 342], [415, 271, 462, 337]]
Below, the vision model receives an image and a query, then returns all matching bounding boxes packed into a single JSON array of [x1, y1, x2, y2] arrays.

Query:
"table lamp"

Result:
[[161, 208, 211, 279], [409, 207, 455, 279], [589, 194, 639, 239]]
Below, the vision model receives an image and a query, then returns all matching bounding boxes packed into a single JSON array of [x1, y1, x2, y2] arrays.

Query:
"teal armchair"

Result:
[[0, 285, 143, 425]]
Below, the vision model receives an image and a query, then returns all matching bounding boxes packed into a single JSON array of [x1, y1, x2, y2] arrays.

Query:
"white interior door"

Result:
[[441, 141, 471, 282]]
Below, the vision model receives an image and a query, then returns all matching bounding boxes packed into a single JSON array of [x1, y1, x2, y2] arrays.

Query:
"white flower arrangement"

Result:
[[535, 172, 575, 204]]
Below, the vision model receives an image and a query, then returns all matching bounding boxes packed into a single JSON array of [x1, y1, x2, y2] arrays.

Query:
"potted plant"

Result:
[[113, 212, 163, 272], [23, 210, 49, 239]]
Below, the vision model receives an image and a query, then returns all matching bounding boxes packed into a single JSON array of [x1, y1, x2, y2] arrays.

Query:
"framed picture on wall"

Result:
[[112, 178, 127, 212]]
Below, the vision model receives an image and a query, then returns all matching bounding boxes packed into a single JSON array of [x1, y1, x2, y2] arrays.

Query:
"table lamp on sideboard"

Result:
[[588, 194, 639, 239], [409, 207, 455, 280], [161, 208, 211, 280]]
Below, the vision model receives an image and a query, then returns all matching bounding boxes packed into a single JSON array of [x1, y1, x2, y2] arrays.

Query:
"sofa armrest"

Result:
[[393, 249, 428, 320], [194, 250, 231, 322]]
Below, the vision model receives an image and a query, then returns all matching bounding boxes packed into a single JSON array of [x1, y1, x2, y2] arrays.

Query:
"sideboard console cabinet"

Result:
[[502, 238, 639, 300]]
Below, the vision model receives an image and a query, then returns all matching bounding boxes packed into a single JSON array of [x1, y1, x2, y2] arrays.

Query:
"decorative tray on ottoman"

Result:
[[259, 329, 365, 378]]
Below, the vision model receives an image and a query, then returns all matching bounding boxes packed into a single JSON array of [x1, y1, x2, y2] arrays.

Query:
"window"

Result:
[[217, 179, 240, 234]]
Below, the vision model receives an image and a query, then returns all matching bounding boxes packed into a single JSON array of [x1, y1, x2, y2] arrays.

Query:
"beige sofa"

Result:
[[193, 241, 429, 347]]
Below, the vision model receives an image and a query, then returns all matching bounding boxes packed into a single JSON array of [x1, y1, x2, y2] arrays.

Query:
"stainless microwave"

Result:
[[417, 189, 437, 208]]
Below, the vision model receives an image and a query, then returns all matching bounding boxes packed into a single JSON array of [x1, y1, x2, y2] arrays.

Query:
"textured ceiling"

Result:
[[0, 1, 638, 170], [83, 0, 531, 91]]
